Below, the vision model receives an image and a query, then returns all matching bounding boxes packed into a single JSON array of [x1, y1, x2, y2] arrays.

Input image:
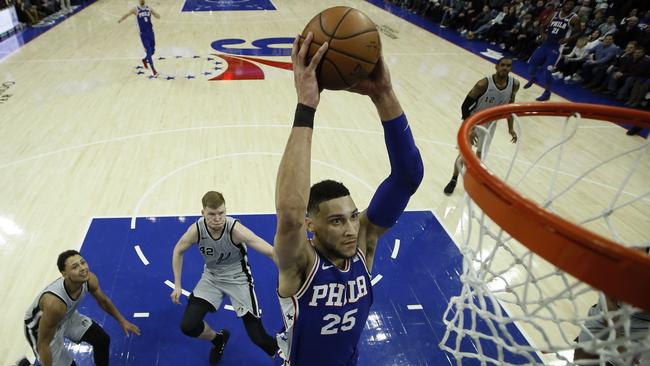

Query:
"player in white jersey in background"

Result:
[[443, 57, 519, 195], [21, 250, 140, 366], [170, 191, 278, 365]]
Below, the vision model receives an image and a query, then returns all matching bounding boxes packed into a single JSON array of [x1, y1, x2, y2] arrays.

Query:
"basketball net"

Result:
[[440, 103, 650, 365]]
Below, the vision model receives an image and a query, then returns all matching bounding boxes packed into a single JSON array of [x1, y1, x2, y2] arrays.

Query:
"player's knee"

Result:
[[180, 318, 204, 338]]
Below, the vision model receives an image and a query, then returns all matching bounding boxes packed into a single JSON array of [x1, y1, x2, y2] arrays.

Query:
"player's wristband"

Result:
[[293, 103, 315, 128]]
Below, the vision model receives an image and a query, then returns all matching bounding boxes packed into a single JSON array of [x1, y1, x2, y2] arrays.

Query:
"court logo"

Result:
[[0, 81, 15, 104], [208, 37, 294, 81]]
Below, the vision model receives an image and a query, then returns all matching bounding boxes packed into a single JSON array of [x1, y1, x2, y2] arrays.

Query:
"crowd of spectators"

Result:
[[1, 0, 70, 26], [389, 0, 650, 111]]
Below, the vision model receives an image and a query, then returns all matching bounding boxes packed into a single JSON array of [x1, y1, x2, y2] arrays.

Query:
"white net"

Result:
[[440, 111, 650, 366]]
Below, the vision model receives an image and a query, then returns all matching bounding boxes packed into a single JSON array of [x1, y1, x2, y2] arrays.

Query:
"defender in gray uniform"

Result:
[[443, 57, 520, 195], [22, 250, 140, 366], [171, 191, 277, 365]]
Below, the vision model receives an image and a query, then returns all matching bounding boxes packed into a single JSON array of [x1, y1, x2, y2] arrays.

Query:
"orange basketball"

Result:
[[299, 6, 381, 90]]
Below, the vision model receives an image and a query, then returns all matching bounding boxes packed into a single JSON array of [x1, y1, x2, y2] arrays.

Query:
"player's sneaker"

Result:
[[16, 357, 30, 366], [536, 90, 551, 101], [152, 68, 159, 78], [141, 58, 148, 69], [443, 178, 457, 195], [209, 329, 230, 365], [523, 79, 535, 89]]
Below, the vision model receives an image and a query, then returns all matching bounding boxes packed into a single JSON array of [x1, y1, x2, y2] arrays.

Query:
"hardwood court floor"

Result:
[[0, 0, 648, 364]]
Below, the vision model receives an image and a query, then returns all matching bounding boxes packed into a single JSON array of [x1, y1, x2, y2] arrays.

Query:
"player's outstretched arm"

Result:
[[117, 9, 135, 23], [348, 57, 424, 272], [274, 33, 327, 295], [170, 225, 198, 304], [507, 79, 520, 143], [36, 294, 66, 366], [232, 222, 273, 259], [150, 8, 160, 19], [88, 273, 141, 336]]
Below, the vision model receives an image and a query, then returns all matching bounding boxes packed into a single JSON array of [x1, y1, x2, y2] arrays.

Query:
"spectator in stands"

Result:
[[638, 9, 650, 31], [587, 40, 635, 89], [15, 0, 39, 25], [461, 4, 492, 36], [578, 34, 619, 84], [625, 78, 650, 108], [597, 15, 617, 36], [604, 45, 649, 100], [553, 36, 590, 81], [467, 5, 508, 39], [440, 0, 465, 28], [615, 16, 640, 46], [584, 9, 604, 34]]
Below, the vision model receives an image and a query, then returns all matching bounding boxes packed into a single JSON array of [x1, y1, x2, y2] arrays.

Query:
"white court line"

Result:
[[129, 154, 374, 229], [133, 312, 149, 318], [407, 304, 423, 310], [391, 239, 400, 259], [371, 274, 382, 286], [224, 305, 234, 311], [164, 280, 190, 297], [134, 245, 149, 265]]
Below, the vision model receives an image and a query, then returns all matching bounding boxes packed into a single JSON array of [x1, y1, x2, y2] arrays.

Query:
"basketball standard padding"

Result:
[[300, 6, 381, 90]]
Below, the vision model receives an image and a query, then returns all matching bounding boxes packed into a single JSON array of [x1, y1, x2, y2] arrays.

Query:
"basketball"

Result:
[[299, 6, 381, 90]]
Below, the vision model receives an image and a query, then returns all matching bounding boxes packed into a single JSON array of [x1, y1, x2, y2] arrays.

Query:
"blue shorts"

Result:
[[528, 44, 561, 71]]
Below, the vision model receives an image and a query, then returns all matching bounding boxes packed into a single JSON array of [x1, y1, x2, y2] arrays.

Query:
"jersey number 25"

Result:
[[320, 308, 358, 335]]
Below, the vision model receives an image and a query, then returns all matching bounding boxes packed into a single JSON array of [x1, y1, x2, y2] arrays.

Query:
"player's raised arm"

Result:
[[117, 8, 135, 23], [348, 57, 424, 272], [170, 224, 198, 304], [232, 222, 273, 259], [273, 33, 327, 292]]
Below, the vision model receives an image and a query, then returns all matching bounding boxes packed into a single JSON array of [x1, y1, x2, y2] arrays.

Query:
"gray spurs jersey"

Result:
[[24, 277, 88, 331], [472, 74, 514, 114], [196, 216, 253, 284]]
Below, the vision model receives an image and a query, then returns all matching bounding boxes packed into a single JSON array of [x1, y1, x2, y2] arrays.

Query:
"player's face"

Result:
[[202, 204, 226, 232], [62, 255, 89, 283], [562, 1, 574, 12], [309, 196, 360, 260], [139, 0, 145, 6], [496, 59, 512, 77]]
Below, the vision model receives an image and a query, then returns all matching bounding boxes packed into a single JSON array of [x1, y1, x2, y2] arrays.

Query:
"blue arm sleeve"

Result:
[[366, 113, 424, 228]]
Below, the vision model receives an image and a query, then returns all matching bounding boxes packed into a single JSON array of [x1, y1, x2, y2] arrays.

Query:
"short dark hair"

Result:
[[57, 250, 80, 271], [307, 180, 351, 216], [497, 57, 512, 64]]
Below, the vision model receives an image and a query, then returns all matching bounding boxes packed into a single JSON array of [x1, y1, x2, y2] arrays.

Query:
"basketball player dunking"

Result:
[[118, 0, 161, 77], [20, 250, 140, 366], [170, 191, 278, 365], [272, 33, 423, 366], [523, 0, 580, 101], [444, 57, 519, 195]]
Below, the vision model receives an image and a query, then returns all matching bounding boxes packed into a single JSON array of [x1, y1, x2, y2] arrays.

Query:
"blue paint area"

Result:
[[182, 0, 275, 12], [70, 212, 536, 365], [211, 37, 293, 56], [0, 0, 95, 61], [364, 0, 648, 138]]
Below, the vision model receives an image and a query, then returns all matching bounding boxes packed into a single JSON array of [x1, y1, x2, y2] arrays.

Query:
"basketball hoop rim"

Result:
[[458, 102, 650, 311]]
